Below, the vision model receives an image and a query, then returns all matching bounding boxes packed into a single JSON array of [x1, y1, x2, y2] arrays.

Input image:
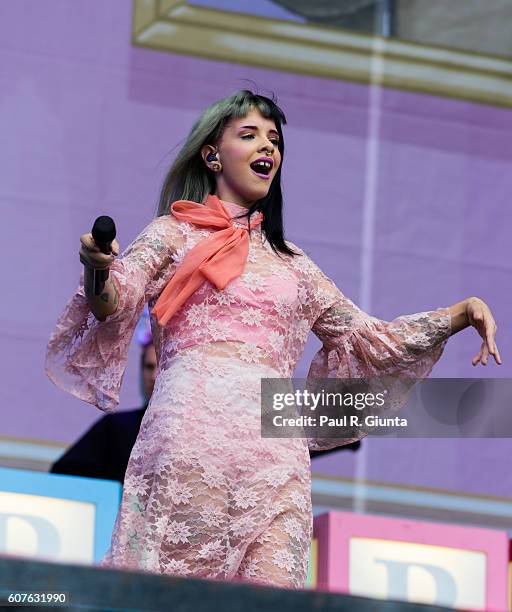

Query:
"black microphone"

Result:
[[91, 216, 117, 295]]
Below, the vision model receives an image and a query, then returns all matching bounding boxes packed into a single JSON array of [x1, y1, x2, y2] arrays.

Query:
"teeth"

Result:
[[251, 161, 271, 173]]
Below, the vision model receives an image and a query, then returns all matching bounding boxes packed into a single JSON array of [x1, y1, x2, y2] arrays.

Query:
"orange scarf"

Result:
[[151, 194, 263, 326]]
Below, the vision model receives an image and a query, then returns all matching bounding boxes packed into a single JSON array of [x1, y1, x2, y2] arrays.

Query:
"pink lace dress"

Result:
[[45, 200, 451, 589]]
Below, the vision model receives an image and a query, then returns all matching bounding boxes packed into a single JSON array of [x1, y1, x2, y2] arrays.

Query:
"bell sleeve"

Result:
[[45, 215, 183, 413], [304, 258, 452, 451]]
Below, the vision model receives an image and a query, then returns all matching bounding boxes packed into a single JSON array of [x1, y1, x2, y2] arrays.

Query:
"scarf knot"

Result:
[[151, 194, 263, 326]]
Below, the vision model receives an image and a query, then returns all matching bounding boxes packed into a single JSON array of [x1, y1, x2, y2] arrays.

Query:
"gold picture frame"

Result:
[[132, 0, 512, 108]]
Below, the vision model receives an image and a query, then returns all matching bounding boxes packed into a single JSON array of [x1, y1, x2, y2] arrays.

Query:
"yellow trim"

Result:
[[0, 435, 67, 449], [306, 537, 317, 589], [315, 471, 512, 504], [132, 0, 512, 108], [132, 0, 159, 35]]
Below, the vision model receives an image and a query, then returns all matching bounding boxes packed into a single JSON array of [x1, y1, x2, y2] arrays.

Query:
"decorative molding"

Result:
[[312, 473, 512, 536], [0, 436, 66, 472], [3, 434, 512, 538], [131, 0, 512, 108]]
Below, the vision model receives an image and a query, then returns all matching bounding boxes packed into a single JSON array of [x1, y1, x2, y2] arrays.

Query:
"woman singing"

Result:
[[46, 90, 500, 589]]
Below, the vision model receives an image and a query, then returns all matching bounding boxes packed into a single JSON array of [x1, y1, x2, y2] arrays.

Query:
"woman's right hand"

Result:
[[79, 233, 120, 269]]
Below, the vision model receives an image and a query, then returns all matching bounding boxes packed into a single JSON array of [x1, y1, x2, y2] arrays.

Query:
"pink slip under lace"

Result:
[[152, 194, 263, 326], [45, 196, 452, 432]]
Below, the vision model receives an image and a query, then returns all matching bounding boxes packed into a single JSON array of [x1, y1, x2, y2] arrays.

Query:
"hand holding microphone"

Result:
[[80, 216, 120, 320], [79, 216, 120, 295]]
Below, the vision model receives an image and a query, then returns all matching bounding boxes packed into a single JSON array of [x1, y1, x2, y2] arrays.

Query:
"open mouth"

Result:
[[249, 160, 272, 179]]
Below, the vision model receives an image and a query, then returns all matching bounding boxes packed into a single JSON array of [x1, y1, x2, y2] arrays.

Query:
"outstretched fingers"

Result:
[[472, 339, 502, 367], [483, 319, 501, 366]]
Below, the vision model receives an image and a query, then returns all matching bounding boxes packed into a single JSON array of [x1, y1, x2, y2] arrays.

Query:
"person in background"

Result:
[[50, 307, 156, 485], [309, 439, 361, 458]]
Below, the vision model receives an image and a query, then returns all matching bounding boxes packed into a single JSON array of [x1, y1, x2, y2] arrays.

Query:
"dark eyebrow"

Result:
[[238, 125, 279, 137]]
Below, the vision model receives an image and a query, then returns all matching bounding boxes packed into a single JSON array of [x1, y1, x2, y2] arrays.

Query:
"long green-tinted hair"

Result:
[[156, 89, 299, 257]]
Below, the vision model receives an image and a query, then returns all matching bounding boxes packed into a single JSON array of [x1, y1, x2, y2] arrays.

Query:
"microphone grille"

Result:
[[92, 215, 116, 244]]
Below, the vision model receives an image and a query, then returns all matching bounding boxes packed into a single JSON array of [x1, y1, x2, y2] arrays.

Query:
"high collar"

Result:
[[206, 194, 262, 230]]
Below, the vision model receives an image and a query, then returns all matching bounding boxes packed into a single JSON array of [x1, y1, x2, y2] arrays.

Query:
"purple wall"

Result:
[[1, 2, 510, 496]]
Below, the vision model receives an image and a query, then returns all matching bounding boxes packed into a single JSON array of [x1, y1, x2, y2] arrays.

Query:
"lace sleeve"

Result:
[[304, 257, 452, 451], [45, 215, 184, 412]]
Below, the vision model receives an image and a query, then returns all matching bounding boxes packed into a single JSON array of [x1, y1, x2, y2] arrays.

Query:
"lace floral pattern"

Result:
[[45, 200, 451, 588]]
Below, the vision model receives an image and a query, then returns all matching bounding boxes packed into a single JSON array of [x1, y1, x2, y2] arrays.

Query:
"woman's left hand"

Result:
[[466, 297, 502, 366]]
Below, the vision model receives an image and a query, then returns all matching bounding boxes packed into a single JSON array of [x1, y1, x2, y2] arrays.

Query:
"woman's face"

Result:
[[201, 107, 282, 208]]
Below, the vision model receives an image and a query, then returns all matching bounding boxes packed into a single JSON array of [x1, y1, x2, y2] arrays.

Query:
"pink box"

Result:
[[314, 511, 509, 610]]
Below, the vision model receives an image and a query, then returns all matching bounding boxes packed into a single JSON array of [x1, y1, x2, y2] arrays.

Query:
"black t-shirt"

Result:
[[50, 406, 147, 485], [309, 440, 361, 459]]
